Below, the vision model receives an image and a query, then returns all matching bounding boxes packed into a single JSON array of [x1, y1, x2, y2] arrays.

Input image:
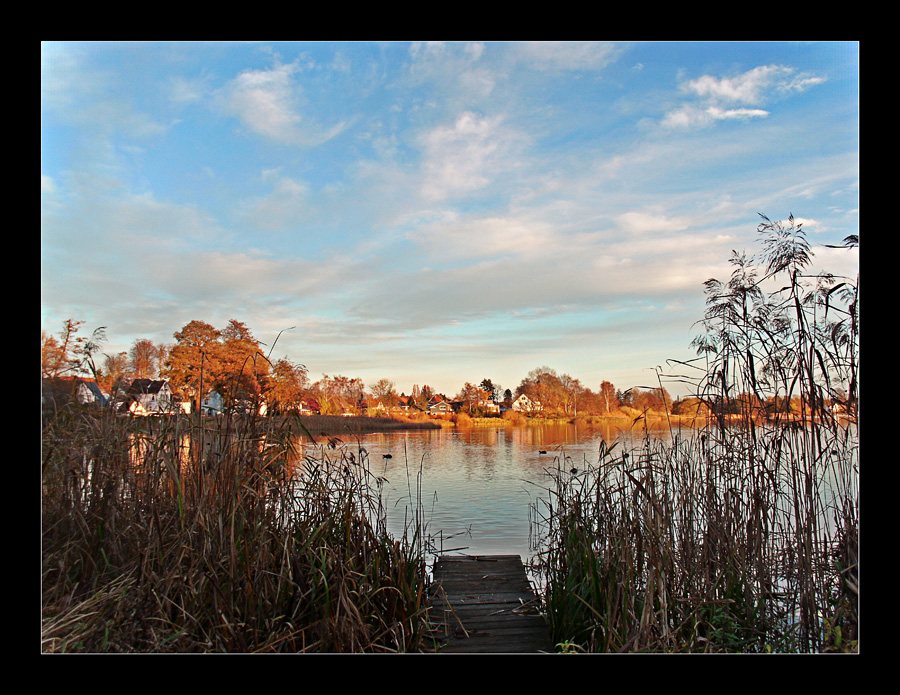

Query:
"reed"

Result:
[[41, 405, 432, 652], [530, 217, 859, 652]]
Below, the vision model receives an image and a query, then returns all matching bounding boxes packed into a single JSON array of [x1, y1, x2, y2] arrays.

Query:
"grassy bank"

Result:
[[41, 407, 433, 653]]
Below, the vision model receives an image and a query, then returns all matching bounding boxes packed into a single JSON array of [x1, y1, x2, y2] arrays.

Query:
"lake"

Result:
[[299, 420, 677, 561]]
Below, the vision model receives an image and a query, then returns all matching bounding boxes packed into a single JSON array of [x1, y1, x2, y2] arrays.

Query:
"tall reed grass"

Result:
[[41, 404, 433, 652], [530, 217, 858, 652]]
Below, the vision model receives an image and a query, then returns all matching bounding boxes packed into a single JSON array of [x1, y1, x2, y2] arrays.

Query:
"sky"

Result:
[[41, 41, 859, 399]]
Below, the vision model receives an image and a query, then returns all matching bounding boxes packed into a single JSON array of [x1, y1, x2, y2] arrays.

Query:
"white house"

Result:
[[201, 390, 224, 416], [512, 394, 542, 413], [126, 379, 175, 415], [200, 390, 267, 416], [428, 400, 453, 415], [42, 377, 107, 408], [478, 398, 501, 414]]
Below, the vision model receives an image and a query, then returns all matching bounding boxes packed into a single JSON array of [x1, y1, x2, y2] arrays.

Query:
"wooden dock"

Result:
[[427, 555, 555, 653]]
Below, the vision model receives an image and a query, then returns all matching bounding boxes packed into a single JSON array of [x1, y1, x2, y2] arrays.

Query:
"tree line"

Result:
[[42, 317, 678, 417], [43, 214, 857, 424], [41, 313, 844, 420]]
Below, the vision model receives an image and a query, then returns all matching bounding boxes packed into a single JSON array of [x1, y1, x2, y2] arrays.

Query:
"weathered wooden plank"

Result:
[[428, 554, 554, 653]]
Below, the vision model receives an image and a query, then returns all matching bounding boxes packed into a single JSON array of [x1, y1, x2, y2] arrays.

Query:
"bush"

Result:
[[501, 409, 527, 425], [452, 412, 473, 427]]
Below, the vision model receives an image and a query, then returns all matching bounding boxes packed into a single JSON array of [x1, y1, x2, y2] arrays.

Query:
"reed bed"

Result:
[[41, 406, 433, 653], [530, 217, 859, 653], [530, 422, 857, 653], [292, 413, 441, 434]]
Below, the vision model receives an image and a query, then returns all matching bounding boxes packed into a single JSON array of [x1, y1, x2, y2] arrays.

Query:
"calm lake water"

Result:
[[307, 421, 676, 561]]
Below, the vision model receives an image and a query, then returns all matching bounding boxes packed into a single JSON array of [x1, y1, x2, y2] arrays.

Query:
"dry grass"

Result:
[[41, 408, 435, 653], [531, 422, 857, 652], [530, 218, 859, 653], [292, 413, 441, 435]]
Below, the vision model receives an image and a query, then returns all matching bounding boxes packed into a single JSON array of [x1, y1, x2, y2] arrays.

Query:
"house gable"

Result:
[[42, 377, 107, 408], [126, 379, 175, 414]]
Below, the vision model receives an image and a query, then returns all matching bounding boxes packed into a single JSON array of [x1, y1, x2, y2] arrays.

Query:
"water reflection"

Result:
[[332, 422, 674, 560]]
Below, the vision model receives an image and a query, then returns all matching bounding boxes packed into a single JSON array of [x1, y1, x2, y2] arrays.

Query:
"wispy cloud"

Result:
[[42, 44, 169, 142], [41, 42, 858, 396], [662, 64, 826, 129], [220, 61, 348, 146], [511, 41, 619, 72], [419, 111, 526, 202], [237, 171, 311, 231], [407, 42, 496, 102], [617, 211, 690, 235]]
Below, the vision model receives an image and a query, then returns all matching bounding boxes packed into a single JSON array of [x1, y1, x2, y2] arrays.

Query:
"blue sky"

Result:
[[41, 41, 859, 399]]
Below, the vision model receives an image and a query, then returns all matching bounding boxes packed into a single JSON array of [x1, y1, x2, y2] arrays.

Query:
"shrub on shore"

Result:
[[501, 409, 527, 426]]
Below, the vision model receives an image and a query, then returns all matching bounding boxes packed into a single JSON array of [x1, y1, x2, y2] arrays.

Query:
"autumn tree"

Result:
[[370, 378, 398, 408], [266, 358, 309, 413], [129, 338, 160, 379], [41, 319, 85, 378], [406, 384, 437, 411], [97, 351, 131, 394], [672, 396, 708, 417], [218, 320, 270, 405], [628, 386, 672, 413], [155, 343, 170, 375], [456, 382, 484, 414], [517, 366, 567, 414], [42, 319, 108, 383], [162, 320, 223, 410], [406, 384, 434, 411], [312, 374, 366, 414], [42, 331, 67, 379], [479, 378, 499, 403], [558, 373, 584, 415], [599, 380, 619, 414], [651, 386, 673, 412]]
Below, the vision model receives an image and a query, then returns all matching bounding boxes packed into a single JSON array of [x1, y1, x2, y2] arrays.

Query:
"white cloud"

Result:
[[663, 64, 824, 130], [617, 211, 690, 234], [168, 74, 210, 105], [42, 43, 168, 140], [412, 213, 555, 261], [238, 173, 310, 231], [512, 41, 618, 72], [662, 104, 770, 129], [465, 42, 486, 61], [419, 112, 523, 202], [406, 42, 496, 102], [221, 62, 347, 146], [683, 64, 825, 104], [685, 65, 793, 104], [708, 106, 771, 120]]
